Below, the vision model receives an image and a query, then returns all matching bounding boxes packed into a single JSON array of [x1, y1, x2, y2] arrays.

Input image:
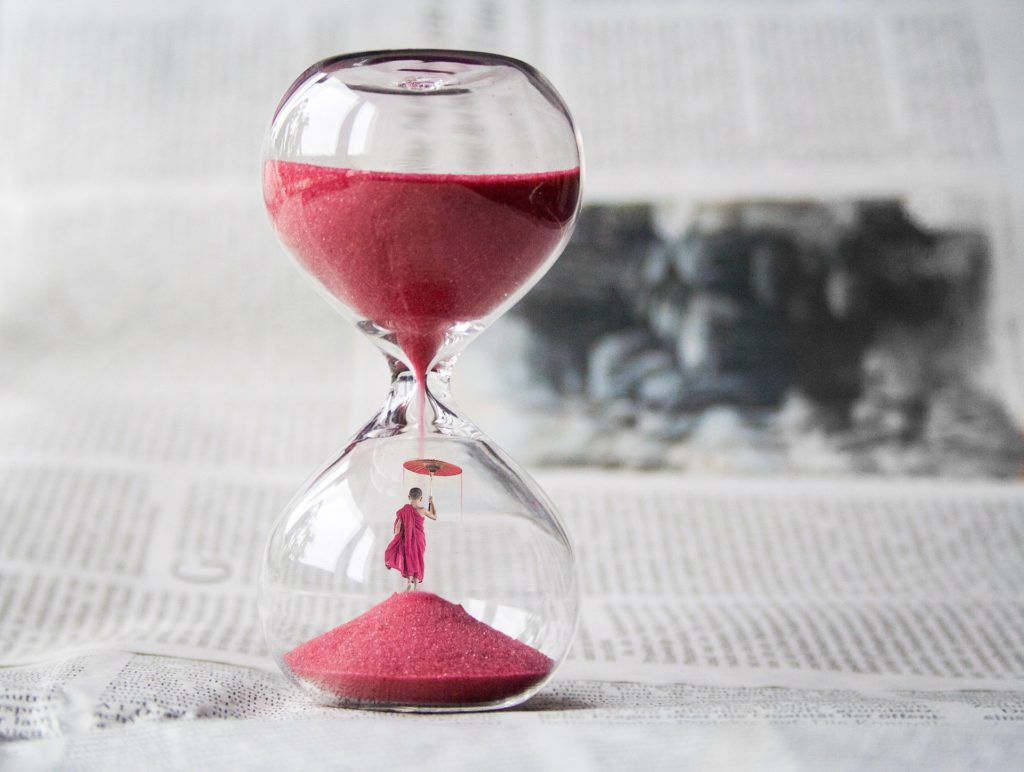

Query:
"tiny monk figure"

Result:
[[384, 487, 437, 590]]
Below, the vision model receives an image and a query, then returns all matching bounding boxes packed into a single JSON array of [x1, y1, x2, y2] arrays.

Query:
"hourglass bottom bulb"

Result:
[[283, 591, 554, 706], [259, 423, 578, 709]]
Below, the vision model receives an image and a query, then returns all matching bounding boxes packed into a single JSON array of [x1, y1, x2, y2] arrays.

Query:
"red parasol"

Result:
[[403, 459, 464, 515], [403, 459, 463, 477]]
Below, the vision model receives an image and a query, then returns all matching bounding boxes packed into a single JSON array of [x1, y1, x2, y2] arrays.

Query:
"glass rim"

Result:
[[274, 47, 564, 118]]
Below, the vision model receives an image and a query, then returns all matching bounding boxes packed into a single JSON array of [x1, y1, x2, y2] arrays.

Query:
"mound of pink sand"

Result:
[[284, 591, 554, 706]]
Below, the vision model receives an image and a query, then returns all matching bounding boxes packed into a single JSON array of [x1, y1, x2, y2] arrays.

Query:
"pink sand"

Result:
[[284, 591, 554, 706], [262, 161, 580, 380]]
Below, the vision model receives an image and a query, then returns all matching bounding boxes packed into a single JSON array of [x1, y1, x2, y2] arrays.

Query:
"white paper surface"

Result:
[[2, 0, 1024, 769], [3, 651, 1024, 770], [4, 463, 1024, 688]]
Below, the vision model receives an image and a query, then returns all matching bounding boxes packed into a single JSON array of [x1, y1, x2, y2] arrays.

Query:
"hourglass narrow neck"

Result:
[[356, 360, 478, 441]]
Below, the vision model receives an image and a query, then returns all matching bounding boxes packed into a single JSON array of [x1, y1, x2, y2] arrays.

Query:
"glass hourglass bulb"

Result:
[[258, 50, 583, 711]]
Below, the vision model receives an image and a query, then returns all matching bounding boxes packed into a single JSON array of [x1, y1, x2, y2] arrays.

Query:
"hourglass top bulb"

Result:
[[261, 50, 583, 379]]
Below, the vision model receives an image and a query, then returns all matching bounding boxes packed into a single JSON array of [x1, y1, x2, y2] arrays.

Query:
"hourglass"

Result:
[[258, 50, 583, 711]]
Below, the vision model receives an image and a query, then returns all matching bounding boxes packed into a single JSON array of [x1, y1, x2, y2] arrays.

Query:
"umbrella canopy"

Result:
[[402, 458, 464, 523], [403, 459, 463, 477]]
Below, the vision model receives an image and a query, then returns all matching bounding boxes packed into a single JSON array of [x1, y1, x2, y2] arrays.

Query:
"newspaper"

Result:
[[2, 462, 1024, 727], [6, 457, 1024, 689], [2, 0, 1024, 768], [3, 653, 1024, 771]]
